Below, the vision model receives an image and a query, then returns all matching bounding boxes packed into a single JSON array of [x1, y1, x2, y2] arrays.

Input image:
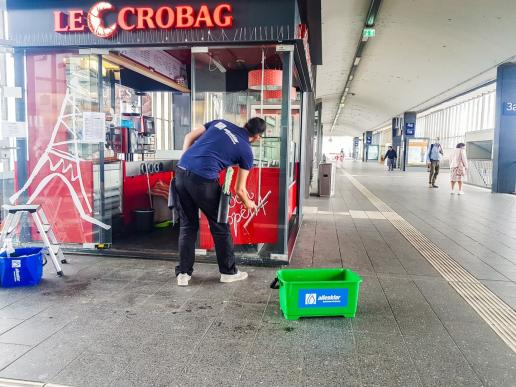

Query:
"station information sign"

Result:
[[405, 122, 415, 136], [502, 101, 516, 115]]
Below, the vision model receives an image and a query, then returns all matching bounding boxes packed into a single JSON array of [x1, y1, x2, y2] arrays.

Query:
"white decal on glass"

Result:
[[9, 81, 111, 231]]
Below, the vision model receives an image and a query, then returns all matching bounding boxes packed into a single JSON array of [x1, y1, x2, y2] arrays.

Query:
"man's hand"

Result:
[[244, 200, 258, 213], [235, 168, 255, 211]]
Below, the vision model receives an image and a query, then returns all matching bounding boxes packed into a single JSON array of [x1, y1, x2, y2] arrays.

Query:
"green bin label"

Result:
[[298, 289, 348, 308]]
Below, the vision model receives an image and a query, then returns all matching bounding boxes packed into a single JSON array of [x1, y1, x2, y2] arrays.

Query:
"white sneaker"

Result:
[[220, 270, 248, 283], [450, 191, 455, 195], [177, 273, 191, 286], [458, 191, 464, 195]]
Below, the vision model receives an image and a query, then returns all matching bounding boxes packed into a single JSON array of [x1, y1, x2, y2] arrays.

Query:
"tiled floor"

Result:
[[0, 161, 515, 386]]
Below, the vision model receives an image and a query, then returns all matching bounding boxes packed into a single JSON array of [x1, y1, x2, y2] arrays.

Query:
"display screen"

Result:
[[407, 138, 430, 166], [367, 145, 379, 160]]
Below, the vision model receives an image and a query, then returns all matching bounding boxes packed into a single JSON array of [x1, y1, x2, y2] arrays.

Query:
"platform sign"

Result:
[[502, 101, 516, 115], [298, 289, 348, 308], [405, 122, 415, 136], [366, 136, 372, 145]]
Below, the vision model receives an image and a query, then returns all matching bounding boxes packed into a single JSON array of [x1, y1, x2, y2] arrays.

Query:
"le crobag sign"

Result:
[[54, 1, 233, 38]]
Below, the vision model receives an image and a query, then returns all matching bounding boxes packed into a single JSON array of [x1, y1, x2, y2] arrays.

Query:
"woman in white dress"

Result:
[[450, 143, 468, 195]]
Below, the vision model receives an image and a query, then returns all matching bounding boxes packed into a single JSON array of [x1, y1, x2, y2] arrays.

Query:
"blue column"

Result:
[[402, 112, 417, 171], [493, 64, 516, 194], [364, 131, 372, 161], [353, 137, 360, 160]]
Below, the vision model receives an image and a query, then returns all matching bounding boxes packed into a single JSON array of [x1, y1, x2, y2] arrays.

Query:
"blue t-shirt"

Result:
[[178, 119, 254, 179]]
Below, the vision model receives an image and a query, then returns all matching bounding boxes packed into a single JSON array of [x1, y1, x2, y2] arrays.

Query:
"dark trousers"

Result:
[[174, 168, 237, 276], [429, 161, 440, 184], [387, 158, 396, 171]]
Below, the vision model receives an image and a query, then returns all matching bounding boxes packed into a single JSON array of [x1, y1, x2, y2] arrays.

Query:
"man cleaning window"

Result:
[[174, 117, 266, 286]]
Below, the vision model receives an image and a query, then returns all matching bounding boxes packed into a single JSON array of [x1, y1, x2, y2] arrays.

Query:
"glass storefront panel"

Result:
[[12, 52, 112, 247], [0, 51, 17, 239]]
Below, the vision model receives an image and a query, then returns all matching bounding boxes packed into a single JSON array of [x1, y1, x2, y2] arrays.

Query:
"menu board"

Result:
[[119, 50, 186, 85]]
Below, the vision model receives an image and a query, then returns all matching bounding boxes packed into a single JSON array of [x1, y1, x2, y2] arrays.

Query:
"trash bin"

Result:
[[0, 247, 45, 288], [272, 268, 362, 320], [318, 163, 335, 197], [132, 209, 155, 232]]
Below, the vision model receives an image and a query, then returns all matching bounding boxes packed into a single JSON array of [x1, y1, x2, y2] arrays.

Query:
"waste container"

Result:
[[318, 163, 335, 197]]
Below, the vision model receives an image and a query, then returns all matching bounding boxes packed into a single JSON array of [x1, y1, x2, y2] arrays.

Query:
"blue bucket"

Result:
[[0, 247, 45, 288]]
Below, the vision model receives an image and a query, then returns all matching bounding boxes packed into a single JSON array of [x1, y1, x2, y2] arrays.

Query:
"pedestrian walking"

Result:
[[427, 137, 443, 188], [174, 117, 266, 286], [384, 146, 397, 171], [450, 143, 468, 195]]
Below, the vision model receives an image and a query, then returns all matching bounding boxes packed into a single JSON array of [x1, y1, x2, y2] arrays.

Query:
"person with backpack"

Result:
[[426, 138, 443, 188]]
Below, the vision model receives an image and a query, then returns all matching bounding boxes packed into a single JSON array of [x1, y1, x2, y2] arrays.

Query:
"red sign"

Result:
[[54, 2, 233, 39]]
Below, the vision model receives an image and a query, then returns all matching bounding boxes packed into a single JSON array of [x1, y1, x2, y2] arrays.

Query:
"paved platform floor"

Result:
[[0, 161, 515, 386]]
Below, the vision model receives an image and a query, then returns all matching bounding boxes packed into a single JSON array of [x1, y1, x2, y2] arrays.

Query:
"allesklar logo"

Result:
[[299, 288, 348, 308], [54, 2, 234, 39], [305, 293, 317, 305]]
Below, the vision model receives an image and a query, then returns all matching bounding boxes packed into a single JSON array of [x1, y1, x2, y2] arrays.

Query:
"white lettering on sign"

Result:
[[14, 268, 20, 282], [505, 102, 516, 112], [318, 295, 341, 302], [228, 190, 271, 236]]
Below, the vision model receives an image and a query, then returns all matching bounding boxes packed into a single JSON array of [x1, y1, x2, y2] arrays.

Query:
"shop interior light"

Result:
[[248, 69, 282, 90], [263, 87, 297, 102]]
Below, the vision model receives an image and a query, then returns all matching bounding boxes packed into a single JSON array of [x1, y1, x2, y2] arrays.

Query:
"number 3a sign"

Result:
[[502, 101, 516, 115]]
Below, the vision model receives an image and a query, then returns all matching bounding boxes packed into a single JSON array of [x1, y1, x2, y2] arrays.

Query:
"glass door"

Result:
[[191, 45, 292, 260]]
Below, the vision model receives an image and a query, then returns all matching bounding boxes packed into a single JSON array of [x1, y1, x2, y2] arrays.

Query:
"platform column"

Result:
[[492, 63, 516, 194]]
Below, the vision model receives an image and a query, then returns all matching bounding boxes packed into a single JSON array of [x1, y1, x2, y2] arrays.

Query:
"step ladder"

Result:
[[0, 204, 67, 276]]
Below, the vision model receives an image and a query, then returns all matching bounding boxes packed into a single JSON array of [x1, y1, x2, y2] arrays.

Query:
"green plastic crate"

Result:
[[274, 268, 362, 320]]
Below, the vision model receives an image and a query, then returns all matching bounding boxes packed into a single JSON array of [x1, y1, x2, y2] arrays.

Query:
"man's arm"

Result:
[[235, 168, 257, 211], [182, 126, 206, 151]]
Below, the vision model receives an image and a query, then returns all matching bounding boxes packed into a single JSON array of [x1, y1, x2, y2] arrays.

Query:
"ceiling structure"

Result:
[[316, 0, 516, 137]]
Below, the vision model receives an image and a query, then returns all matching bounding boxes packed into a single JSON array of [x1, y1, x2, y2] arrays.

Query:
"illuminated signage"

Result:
[[54, 1, 233, 39]]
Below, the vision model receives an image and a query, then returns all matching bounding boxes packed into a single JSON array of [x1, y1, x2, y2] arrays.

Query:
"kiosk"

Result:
[[3, 0, 321, 264]]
